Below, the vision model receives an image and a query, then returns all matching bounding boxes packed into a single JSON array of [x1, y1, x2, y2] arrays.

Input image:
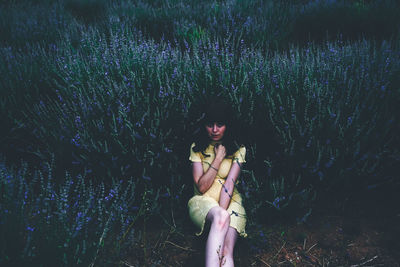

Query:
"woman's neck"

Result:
[[209, 140, 222, 146]]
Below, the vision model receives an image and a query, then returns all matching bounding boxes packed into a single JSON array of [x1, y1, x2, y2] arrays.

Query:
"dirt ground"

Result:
[[125, 202, 400, 267]]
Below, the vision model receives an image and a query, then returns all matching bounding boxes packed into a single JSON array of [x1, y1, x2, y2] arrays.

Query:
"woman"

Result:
[[188, 98, 246, 267]]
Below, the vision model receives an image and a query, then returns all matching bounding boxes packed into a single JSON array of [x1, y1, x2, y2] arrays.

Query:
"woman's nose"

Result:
[[212, 124, 218, 132]]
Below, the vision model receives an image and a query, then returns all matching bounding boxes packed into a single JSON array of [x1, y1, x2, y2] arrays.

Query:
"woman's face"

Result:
[[205, 122, 226, 141]]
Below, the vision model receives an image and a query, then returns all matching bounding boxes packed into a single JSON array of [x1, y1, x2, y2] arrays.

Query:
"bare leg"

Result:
[[205, 206, 230, 267], [221, 226, 238, 267]]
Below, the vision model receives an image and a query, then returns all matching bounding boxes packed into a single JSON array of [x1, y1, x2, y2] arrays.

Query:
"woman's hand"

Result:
[[214, 144, 226, 162]]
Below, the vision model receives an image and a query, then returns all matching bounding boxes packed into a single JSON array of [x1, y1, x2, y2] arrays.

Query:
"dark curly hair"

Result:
[[191, 97, 241, 157]]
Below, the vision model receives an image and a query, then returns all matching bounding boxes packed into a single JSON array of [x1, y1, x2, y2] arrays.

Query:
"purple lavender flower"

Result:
[[75, 116, 83, 128], [142, 175, 151, 181], [272, 196, 285, 209], [71, 133, 81, 147], [326, 139, 331, 144]]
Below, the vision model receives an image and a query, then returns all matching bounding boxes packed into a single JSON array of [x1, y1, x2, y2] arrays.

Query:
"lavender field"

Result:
[[1, 0, 400, 265]]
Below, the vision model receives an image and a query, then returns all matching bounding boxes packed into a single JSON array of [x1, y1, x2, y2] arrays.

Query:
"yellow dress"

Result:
[[187, 142, 247, 237]]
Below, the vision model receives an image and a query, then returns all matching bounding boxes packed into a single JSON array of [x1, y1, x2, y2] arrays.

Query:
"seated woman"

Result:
[[188, 98, 247, 267]]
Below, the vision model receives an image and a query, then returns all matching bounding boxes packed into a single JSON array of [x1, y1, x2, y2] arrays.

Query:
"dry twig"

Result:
[[306, 242, 317, 253], [274, 241, 286, 258], [350, 255, 378, 267], [163, 240, 196, 252], [255, 256, 272, 267], [120, 260, 136, 267]]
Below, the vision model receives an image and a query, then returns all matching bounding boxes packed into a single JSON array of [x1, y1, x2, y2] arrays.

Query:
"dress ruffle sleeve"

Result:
[[189, 143, 202, 162], [233, 146, 246, 164]]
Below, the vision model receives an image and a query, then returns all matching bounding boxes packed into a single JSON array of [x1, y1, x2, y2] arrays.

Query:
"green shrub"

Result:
[[0, 1, 67, 47], [291, 0, 400, 44], [0, 160, 152, 266], [65, 0, 108, 23], [2, 28, 399, 223]]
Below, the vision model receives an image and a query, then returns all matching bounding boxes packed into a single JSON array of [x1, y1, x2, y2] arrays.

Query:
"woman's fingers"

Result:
[[220, 146, 226, 157], [215, 144, 226, 159]]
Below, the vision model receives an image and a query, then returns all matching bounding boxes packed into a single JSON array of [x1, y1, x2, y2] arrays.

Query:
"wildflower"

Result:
[[272, 196, 285, 209], [56, 90, 63, 102], [142, 175, 151, 181], [326, 139, 331, 144], [74, 116, 83, 128], [347, 117, 352, 125], [134, 132, 142, 139], [325, 158, 334, 168], [26, 226, 35, 232], [306, 139, 312, 148], [159, 87, 168, 98], [171, 68, 177, 79], [71, 133, 81, 147]]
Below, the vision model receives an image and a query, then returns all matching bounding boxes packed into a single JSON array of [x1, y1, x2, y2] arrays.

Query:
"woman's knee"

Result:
[[209, 207, 230, 230]]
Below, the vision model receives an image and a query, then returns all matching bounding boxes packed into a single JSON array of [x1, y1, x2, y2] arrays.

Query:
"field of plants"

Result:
[[1, 0, 400, 265]]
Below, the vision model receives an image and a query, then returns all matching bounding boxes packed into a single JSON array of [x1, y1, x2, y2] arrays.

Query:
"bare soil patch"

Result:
[[126, 201, 400, 266]]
